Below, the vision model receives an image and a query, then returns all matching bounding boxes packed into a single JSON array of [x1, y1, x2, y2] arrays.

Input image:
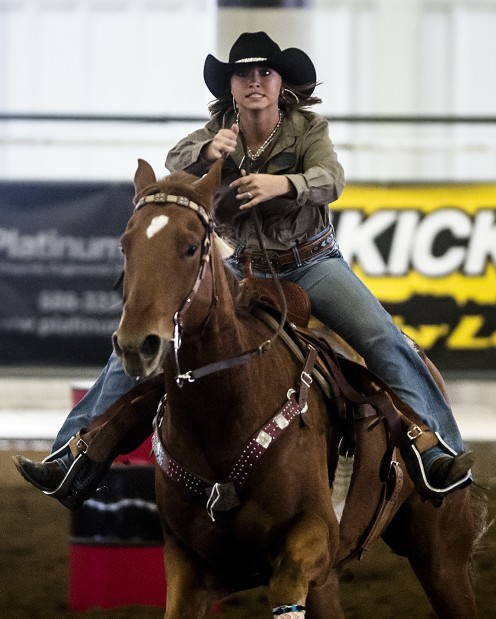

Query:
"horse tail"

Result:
[[468, 483, 492, 582]]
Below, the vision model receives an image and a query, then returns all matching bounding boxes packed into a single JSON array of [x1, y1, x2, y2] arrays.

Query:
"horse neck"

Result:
[[161, 258, 265, 471], [184, 251, 245, 353], [169, 252, 252, 400], [162, 332, 256, 477]]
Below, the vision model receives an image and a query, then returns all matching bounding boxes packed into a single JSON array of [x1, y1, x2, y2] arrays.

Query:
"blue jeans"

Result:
[[54, 249, 464, 473], [52, 351, 137, 454]]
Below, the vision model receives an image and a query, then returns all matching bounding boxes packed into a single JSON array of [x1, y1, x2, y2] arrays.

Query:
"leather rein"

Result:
[[133, 192, 287, 387]]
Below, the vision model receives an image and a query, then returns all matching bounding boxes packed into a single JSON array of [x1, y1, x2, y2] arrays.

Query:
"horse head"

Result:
[[113, 158, 224, 377]]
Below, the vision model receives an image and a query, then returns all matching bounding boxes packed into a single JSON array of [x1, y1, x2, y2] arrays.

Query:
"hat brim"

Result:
[[203, 48, 316, 99]]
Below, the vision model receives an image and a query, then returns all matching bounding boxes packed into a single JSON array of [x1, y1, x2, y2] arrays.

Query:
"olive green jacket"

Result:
[[165, 109, 345, 251]]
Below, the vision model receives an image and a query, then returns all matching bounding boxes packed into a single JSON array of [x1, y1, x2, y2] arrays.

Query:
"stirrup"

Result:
[[44, 453, 88, 497], [43, 436, 104, 511], [409, 434, 473, 505], [42, 435, 78, 463]]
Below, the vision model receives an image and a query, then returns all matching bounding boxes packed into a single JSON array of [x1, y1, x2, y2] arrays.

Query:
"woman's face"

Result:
[[231, 66, 282, 114]]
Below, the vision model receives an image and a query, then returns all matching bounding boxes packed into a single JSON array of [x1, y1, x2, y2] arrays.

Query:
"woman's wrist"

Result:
[[201, 142, 216, 163], [282, 176, 297, 198]]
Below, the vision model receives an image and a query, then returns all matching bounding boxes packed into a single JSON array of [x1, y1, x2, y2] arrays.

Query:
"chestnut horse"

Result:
[[112, 158, 483, 618]]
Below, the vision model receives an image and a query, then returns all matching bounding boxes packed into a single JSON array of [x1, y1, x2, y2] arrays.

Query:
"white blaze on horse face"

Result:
[[146, 215, 170, 239]]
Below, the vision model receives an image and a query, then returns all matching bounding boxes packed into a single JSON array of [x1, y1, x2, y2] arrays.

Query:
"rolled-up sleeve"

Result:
[[166, 123, 219, 176], [285, 115, 345, 207]]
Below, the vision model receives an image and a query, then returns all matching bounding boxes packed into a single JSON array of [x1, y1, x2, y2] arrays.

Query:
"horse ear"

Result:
[[193, 159, 223, 212], [134, 159, 157, 194]]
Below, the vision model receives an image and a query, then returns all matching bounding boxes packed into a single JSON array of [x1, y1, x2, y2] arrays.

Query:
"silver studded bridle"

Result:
[[133, 192, 280, 387]]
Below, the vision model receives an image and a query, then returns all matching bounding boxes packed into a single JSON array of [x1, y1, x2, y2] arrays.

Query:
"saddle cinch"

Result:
[[242, 276, 441, 564]]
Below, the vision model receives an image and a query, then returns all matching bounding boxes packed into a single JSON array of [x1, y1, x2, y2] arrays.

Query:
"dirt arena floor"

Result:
[[1, 443, 495, 619]]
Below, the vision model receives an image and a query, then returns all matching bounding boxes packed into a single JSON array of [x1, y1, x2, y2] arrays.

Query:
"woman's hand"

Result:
[[203, 124, 239, 161], [230, 170, 294, 210]]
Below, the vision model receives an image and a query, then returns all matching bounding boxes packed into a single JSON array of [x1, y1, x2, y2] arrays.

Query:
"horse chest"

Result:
[[154, 390, 326, 530]]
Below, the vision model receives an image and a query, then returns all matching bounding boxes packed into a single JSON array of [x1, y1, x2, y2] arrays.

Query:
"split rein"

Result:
[[133, 191, 288, 387]]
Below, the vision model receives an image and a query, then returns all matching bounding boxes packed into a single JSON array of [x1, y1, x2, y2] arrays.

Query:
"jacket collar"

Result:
[[223, 110, 298, 171]]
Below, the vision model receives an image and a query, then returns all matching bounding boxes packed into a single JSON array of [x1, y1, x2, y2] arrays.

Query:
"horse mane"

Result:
[[226, 265, 269, 314], [469, 484, 492, 581]]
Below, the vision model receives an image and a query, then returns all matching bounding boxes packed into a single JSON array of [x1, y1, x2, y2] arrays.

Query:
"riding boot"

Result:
[[400, 423, 474, 506], [427, 451, 475, 488], [13, 374, 165, 511]]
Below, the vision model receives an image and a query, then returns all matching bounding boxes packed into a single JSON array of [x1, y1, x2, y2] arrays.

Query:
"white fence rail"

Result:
[[1, 0, 496, 181], [1, 114, 495, 182]]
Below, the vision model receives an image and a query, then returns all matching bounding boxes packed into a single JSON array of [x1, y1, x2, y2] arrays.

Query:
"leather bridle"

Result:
[[133, 192, 285, 387]]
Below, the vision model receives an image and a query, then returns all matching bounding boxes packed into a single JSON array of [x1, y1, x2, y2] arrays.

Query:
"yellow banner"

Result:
[[334, 184, 496, 304], [332, 184, 496, 355]]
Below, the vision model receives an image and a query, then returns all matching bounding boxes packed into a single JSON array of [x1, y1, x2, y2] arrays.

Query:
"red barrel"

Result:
[[68, 382, 165, 611]]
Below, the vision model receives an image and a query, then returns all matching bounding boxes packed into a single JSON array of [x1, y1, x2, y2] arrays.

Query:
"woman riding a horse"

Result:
[[15, 31, 472, 516], [13, 31, 481, 619]]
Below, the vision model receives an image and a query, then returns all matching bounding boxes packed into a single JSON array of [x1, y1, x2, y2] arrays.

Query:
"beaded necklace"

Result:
[[239, 109, 283, 162]]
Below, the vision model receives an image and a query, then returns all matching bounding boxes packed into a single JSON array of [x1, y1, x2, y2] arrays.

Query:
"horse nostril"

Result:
[[112, 332, 122, 356], [140, 334, 161, 359]]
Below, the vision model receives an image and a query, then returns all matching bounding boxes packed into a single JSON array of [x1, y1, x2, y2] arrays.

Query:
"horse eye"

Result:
[[113, 271, 124, 293], [185, 244, 198, 257]]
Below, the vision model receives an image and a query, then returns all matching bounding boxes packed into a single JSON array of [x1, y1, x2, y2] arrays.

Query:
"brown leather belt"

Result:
[[236, 226, 336, 272]]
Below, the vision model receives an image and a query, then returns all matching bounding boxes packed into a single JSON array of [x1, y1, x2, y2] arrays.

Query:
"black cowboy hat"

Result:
[[203, 31, 317, 98]]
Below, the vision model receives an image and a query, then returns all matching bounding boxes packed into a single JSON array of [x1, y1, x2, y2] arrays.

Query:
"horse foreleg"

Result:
[[268, 513, 342, 619], [305, 569, 345, 619], [162, 534, 212, 619]]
